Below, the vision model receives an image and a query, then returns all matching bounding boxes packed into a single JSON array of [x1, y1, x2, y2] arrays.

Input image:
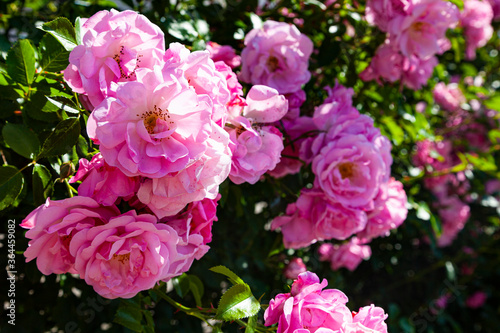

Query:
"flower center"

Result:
[[338, 162, 355, 179], [266, 56, 280, 72], [113, 45, 143, 80], [140, 105, 171, 135], [113, 253, 130, 264]]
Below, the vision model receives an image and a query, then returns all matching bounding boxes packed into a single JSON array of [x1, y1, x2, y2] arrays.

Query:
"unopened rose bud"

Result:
[[60, 161, 75, 179]]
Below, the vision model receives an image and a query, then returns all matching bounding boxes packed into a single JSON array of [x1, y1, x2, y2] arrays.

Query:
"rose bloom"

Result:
[[70, 153, 139, 206], [283, 89, 306, 120], [88, 66, 215, 178], [240, 20, 313, 94], [267, 116, 317, 178], [320, 238, 372, 271], [400, 55, 438, 90], [271, 189, 368, 249], [358, 179, 408, 240], [21, 197, 119, 275], [264, 271, 352, 332], [206, 41, 241, 68], [283, 257, 307, 280], [136, 126, 231, 218], [69, 210, 181, 299], [466, 291, 488, 309], [226, 85, 287, 184], [64, 9, 165, 107], [432, 82, 466, 111], [365, 0, 410, 32], [312, 134, 388, 210], [163, 43, 232, 126], [461, 0, 494, 60], [160, 196, 219, 279], [348, 305, 388, 333], [360, 43, 404, 84], [388, 0, 459, 59], [436, 196, 470, 247]]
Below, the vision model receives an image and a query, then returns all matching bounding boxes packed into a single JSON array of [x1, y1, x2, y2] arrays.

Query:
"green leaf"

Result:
[[46, 96, 80, 114], [168, 20, 198, 42], [32, 164, 53, 206], [0, 165, 24, 211], [210, 265, 245, 285], [2, 123, 40, 159], [188, 275, 204, 308], [39, 34, 70, 72], [488, 129, 500, 144], [75, 17, 83, 45], [381, 116, 405, 145], [6, 39, 36, 86], [40, 17, 77, 52], [448, 0, 464, 10], [464, 153, 497, 172], [113, 305, 143, 332], [173, 274, 191, 298], [245, 315, 258, 333], [38, 117, 81, 158], [303, 0, 327, 9], [484, 95, 500, 112], [215, 283, 260, 321]]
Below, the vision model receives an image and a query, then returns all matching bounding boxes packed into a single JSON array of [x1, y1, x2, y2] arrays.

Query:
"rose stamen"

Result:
[[266, 56, 280, 72], [338, 162, 355, 179]]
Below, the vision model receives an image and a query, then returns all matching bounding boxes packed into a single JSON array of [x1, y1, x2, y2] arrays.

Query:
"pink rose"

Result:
[[461, 0, 494, 60], [365, 0, 410, 32], [436, 196, 470, 247], [228, 119, 284, 184], [88, 66, 213, 178], [350, 305, 388, 333], [64, 9, 165, 106], [488, 0, 500, 19], [312, 134, 388, 210], [360, 43, 404, 84], [270, 202, 316, 249], [283, 89, 306, 120], [271, 190, 368, 249], [388, 0, 459, 59], [283, 257, 307, 279], [433, 82, 465, 111], [70, 153, 139, 206], [240, 20, 313, 94], [323, 80, 355, 106], [20, 197, 119, 275], [466, 291, 488, 308], [321, 238, 372, 271], [164, 43, 232, 126], [400, 55, 438, 90], [215, 61, 243, 103], [160, 196, 220, 279], [264, 271, 352, 332], [226, 85, 287, 184], [69, 211, 181, 299], [206, 41, 241, 68], [136, 126, 231, 218], [359, 179, 408, 240], [267, 116, 317, 178]]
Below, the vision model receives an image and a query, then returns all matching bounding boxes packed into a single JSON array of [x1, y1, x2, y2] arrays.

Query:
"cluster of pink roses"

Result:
[[264, 271, 388, 333], [361, 0, 464, 90], [269, 81, 407, 271], [412, 78, 498, 246], [22, 10, 290, 298]]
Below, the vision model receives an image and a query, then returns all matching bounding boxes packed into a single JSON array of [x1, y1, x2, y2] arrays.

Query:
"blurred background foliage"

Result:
[[1, 0, 500, 332]]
